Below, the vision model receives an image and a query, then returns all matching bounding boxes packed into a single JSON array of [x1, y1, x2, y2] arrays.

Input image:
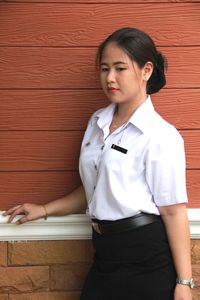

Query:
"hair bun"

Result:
[[147, 52, 167, 94], [157, 52, 166, 68]]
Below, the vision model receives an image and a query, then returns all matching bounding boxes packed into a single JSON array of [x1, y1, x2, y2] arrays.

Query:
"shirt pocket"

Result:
[[102, 145, 145, 176]]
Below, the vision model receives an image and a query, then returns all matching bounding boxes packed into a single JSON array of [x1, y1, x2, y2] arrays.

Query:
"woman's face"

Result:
[[100, 42, 149, 105]]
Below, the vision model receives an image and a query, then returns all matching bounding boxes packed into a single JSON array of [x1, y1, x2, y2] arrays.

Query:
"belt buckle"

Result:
[[92, 222, 102, 234]]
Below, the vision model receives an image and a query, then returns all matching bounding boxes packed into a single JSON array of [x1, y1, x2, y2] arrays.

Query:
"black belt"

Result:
[[92, 213, 160, 235]]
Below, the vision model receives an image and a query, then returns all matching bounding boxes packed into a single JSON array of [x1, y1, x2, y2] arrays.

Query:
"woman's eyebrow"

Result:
[[100, 61, 128, 66]]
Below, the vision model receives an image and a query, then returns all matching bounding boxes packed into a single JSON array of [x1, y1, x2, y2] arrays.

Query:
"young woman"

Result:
[[3, 28, 193, 300]]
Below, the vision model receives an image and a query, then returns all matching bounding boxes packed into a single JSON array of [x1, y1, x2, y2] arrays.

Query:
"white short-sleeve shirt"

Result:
[[79, 96, 188, 220]]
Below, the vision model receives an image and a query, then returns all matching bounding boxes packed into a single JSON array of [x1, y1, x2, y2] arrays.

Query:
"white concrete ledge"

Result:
[[187, 209, 200, 239], [0, 209, 199, 241]]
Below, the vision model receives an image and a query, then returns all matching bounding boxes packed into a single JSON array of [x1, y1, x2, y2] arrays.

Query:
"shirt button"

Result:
[[101, 145, 104, 150], [94, 165, 97, 170], [94, 186, 96, 190]]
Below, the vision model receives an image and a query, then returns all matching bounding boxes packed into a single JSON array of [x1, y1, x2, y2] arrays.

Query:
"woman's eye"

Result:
[[101, 68, 109, 72], [116, 67, 126, 72]]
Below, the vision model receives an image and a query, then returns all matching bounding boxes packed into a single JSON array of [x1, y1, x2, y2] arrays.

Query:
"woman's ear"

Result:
[[142, 61, 153, 81]]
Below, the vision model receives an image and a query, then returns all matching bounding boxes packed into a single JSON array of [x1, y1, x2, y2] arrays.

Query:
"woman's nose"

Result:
[[106, 70, 115, 83]]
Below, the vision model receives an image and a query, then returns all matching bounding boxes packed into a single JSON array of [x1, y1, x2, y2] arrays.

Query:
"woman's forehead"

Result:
[[101, 42, 132, 65]]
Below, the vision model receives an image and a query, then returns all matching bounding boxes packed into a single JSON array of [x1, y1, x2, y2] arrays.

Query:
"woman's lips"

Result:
[[107, 87, 118, 93]]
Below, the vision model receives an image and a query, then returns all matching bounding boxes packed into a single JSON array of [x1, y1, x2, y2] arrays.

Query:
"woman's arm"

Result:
[[3, 185, 87, 224], [158, 203, 193, 300]]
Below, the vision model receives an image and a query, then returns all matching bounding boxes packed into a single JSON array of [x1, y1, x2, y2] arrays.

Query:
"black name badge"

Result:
[[111, 144, 128, 154]]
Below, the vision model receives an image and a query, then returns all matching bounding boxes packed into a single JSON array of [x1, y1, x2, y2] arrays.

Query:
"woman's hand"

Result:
[[2, 186, 87, 225], [3, 203, 47, 225], [174, 284, 193, 300]]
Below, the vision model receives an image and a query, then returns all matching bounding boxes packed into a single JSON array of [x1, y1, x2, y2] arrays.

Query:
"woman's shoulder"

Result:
[[148, 111, 184, 149], [155, 111, 182, 137]]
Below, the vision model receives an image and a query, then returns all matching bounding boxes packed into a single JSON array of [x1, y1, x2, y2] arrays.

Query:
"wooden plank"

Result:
[[0, 89, 200, 130], [0, 47, 199, 89], [0, 171, 81, 210], [0, 170, 198, 210], [0, 130, 199, 171], [0, 89, 107, 131], [180, 130, 200, 170], [1, 0, 198, 3], [0, 131, 84, 171], [164, 47, 200, 88], [187, 170, 200, 208], [0, 3, 199, 46], [153, 89, 200, 130]]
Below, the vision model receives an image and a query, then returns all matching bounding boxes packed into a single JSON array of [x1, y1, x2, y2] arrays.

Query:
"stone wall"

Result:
[[0, 241, 92, 299], [0, 240, 199, 299]]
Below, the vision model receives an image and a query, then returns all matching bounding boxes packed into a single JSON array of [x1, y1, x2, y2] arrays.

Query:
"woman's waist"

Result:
[[91, 212, 160, 235]]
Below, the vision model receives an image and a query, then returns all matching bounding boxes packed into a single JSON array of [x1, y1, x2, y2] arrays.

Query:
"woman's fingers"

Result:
[[16, 215, 30, 225], [8, 206, 26, 224], [3, 203, 46, 224], [3, 205, 21, 216], [3, 204, 28, 224]]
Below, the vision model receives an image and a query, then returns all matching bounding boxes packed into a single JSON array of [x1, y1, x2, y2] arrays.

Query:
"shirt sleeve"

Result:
[[145, 130, 188, 206]]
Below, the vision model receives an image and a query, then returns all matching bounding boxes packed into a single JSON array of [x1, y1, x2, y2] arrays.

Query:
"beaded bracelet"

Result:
[[42, 205, 48, 220]]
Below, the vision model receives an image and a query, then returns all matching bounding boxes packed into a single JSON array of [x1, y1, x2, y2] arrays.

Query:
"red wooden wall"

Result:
[[0, 1, 199, 210]]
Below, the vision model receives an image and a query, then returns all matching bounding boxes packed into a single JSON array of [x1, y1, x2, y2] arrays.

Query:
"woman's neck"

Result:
[[115, 94, 148, 120], [109, 95, 148, 134]]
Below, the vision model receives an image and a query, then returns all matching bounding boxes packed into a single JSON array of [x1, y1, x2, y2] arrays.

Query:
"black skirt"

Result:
[[80, 218, 176, 300]]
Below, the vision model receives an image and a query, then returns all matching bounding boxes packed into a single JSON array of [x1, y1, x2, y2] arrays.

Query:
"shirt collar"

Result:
[[92, 95, 155, 134], [93, 103, 116, 129], [128, 95, 155, 133]]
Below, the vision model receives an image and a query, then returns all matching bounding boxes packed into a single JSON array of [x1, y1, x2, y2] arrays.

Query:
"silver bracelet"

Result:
[[176, 278, 195, 289]]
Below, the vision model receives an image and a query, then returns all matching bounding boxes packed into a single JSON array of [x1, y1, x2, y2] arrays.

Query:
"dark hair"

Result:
[[96, 27, 167, 94]]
